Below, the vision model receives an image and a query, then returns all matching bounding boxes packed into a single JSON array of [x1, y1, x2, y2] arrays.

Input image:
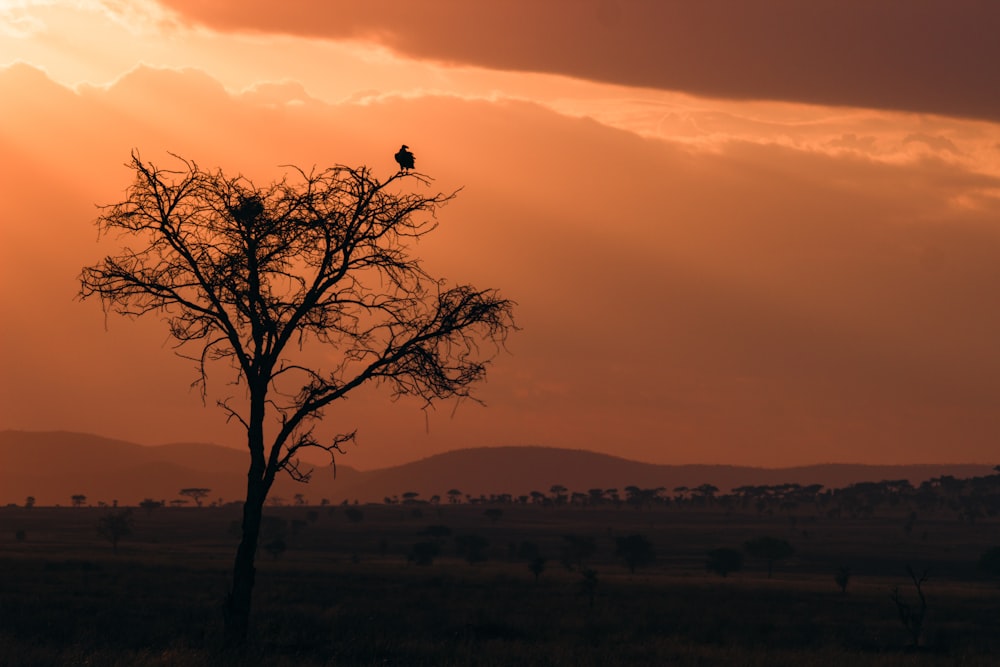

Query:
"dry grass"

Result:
[[1, 504, 998, 665]]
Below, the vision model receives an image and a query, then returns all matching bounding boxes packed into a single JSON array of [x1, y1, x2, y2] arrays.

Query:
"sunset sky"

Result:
[[2, 1, 1000, 469]]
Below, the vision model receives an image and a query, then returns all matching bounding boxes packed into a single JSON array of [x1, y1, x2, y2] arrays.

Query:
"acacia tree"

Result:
[[79, 152, 515, 645], [97, 508, 134, 554], [179, 487, 211, 507]]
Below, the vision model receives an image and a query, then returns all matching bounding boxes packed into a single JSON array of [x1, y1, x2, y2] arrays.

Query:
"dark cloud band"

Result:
[[157, 0, 1000, 121]]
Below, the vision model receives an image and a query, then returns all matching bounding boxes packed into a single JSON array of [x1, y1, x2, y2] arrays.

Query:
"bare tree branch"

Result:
[[79, 151, 515, 644]]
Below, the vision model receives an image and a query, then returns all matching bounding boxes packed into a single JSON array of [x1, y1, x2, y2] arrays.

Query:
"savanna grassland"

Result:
[[1, 501, 998, 666]]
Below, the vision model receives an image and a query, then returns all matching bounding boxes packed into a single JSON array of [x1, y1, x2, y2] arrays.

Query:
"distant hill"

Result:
[[0, 430, 360, 506], [0, 430, 994, 506], [314, 446, 997, 503]]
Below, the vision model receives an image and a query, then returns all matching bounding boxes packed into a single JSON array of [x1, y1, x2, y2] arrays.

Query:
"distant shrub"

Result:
[[744, 536, 794, 578], [96, 509, 133, 554], [408, 541, 439, 566], [264, 537, 287, 560], [560, 534, 597, 571], [15, 529, 26, 542], [529, 556, 546, 583], [345, 507, 364, 523], [835, 565, 851, 593], [616, 534, 655, 574], [706, 548, 744, 577], [139, 498, 162, 513]]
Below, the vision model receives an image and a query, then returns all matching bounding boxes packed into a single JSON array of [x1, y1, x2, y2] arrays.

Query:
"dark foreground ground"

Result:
[[1, 504, 998, 666]]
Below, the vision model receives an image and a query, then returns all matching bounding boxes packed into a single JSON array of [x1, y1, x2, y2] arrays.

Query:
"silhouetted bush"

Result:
[[706, 547, 744, 577], [835, 565, 851, 593], [560, 534, 597, 570], [529, 556, 546, 583], [615, 534, 655, 574], [139, 498, 162, 513], [408, 541, 439, 565], [744, 536, 794, 578], [96, 509, 133, 554], [264, 537, 287, 560]]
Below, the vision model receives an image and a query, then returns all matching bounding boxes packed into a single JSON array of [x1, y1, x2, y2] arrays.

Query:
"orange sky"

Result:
[[2, 1, 1000, 468]]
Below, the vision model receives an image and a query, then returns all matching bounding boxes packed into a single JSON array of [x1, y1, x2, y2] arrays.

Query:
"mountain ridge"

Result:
[[1, 430, 993, 506]]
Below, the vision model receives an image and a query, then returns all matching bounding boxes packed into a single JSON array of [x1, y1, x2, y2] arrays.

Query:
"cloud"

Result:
[[903, 133, 961, 155], [3, 63, 1000, 468], [0, 1, 52, 37], [155, 0, 1000, 121]]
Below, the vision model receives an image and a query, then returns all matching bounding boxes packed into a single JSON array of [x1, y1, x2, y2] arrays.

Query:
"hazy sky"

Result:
[[2, 1, 1000, 468]]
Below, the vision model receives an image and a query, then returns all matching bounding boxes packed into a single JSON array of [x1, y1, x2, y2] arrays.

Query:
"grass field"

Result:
[[1, 503, 998, 666]]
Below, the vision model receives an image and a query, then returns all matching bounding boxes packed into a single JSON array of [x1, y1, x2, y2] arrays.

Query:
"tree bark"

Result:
[[225, 479, 265, 646], [224, 381, 271, 648]]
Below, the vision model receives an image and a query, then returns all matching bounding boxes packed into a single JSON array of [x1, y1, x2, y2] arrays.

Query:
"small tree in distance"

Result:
[[79, 152, 515, 645], [529, 556, 546, 583], [835, 565, 852, 594], [139, 498, 163, 513], [744, 536, 795, 578], [97, 509, 134, 554], [615, 534, 655, 574], [179, 488, 211, 507], [891, 565, 929, 649]]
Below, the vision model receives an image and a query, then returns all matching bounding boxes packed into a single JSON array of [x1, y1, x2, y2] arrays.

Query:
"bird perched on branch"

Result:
[[395, 144, 415, 172]]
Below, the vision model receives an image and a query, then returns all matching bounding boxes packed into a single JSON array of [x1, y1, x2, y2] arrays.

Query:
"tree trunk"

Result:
[[224, 479, 266, 647], [225, 382, 270, 647]]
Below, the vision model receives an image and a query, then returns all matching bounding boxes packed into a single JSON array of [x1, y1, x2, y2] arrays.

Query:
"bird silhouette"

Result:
[[395, 144, 415, 172]]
